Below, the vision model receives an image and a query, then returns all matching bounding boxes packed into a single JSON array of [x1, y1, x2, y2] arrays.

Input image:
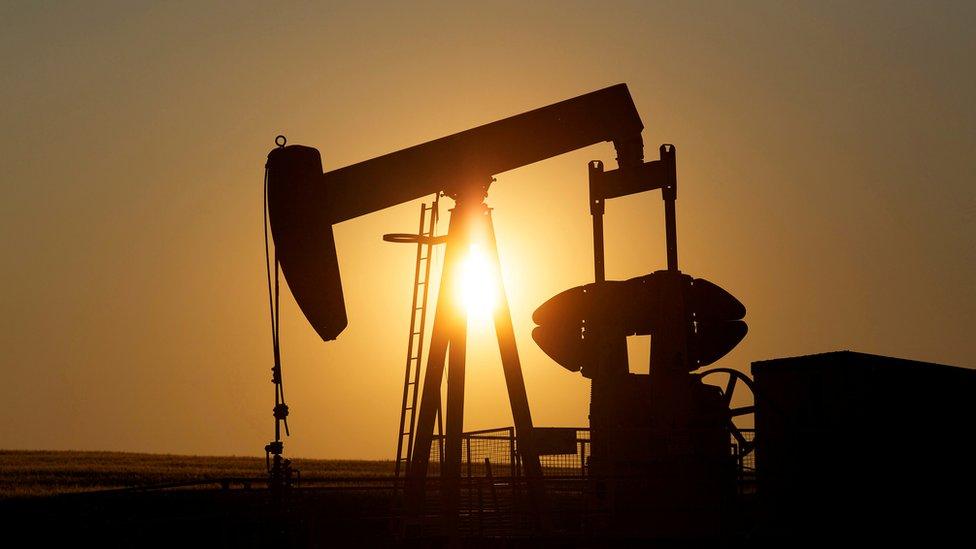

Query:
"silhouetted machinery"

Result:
[[265, 84, 750, 538], [532, 148, 748, 537], [752, 351, 976, 542]]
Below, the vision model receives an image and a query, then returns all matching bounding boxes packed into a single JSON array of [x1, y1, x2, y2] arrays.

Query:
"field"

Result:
[[0, 450, 737, 546], [0, 450, 393, 498], [0, 450, 402, 546]]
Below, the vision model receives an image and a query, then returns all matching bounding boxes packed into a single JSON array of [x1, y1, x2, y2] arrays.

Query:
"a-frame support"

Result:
[[405, 196, 546, 535]]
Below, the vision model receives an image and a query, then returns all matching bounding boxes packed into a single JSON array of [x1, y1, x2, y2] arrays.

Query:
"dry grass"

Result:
[[0, 450, 393, 499]]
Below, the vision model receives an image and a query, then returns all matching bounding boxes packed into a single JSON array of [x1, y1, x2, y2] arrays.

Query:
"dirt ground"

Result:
[[0, 449, 393, 497]]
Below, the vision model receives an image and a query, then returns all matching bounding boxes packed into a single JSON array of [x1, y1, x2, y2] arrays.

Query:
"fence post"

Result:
[[579, 440, 586, 478], [467, 435, 472, 479], [510, 427, 519, 478]]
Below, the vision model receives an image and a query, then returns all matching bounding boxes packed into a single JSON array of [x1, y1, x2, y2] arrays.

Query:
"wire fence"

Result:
[[735, 429, 756, 472], [401, 426, 755, 538], [429, 427, 521, 479], [428, 427, 753, 479]]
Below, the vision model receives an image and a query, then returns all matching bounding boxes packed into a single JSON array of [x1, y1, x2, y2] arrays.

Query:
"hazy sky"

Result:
[[2, 1, 973, 458]]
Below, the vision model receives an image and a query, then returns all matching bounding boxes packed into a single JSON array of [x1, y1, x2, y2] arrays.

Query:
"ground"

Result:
[[0, 450, 401, 547], [0, 449, 392, 497]]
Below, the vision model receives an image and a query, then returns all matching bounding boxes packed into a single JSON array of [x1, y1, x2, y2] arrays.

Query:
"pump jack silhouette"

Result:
[[265, 84, 748, 536]]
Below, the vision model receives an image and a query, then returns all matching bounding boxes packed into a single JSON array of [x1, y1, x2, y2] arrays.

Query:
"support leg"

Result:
[[406, 209, 463, 511], [483, 209, 548, 526], [442, 306, 468, 535], [404, 301, 449, 511]]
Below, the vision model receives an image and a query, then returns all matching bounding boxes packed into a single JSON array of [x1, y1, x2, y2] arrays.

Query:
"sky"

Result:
[[1, 1, 973, 459]]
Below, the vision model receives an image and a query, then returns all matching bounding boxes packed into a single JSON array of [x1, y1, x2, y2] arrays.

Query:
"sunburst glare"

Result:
[[457, 243, 498, 322]]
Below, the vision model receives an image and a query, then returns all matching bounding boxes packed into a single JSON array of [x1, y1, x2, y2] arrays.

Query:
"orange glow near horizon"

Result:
[[1, 3, 971, 460]]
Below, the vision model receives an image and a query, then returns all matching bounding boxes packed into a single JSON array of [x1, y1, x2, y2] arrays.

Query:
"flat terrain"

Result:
[[0, 450, 399, 547], [0, 449, 393, 498]]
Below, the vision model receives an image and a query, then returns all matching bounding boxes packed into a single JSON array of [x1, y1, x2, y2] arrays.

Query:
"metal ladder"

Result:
[[394, 198, 442, 484]]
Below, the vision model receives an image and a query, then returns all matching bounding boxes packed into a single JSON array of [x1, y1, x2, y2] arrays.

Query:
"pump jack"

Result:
[[531, 147, 748, 537], [265, 83, 748, 536]]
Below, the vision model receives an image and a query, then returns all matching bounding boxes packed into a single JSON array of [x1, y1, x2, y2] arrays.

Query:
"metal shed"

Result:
[[752, 351, 975, 540]]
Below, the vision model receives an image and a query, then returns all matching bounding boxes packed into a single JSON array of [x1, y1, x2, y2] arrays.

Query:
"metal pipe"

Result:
[[589, 161, 606, 283]]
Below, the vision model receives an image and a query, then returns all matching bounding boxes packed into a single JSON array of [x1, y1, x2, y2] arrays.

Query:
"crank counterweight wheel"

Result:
[[698, 367, 756, 460]]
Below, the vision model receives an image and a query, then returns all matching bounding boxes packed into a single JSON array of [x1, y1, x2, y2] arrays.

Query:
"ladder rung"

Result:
[[417, 281, 425, 285], [419, 256, 427, 261], [412, 331, 421, 336]]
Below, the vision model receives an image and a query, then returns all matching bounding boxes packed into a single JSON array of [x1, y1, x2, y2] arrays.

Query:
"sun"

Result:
[[457, 243, 499, 321]]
